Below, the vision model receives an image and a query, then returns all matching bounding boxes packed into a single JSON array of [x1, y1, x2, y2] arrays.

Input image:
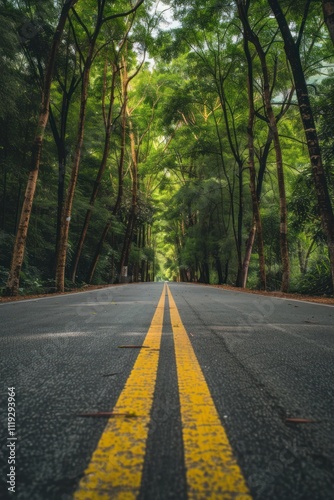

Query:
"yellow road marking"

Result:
[[74, 284, 166, 500], [167, 286, 252, 499]]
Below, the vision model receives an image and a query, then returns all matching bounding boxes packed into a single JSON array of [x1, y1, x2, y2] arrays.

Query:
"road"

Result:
[[0, 282, 334, 500]]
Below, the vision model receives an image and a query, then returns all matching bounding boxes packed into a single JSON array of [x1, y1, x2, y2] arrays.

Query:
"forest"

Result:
[[1, 0, 334, 297]]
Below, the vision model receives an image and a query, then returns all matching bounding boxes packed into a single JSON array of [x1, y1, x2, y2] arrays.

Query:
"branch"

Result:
[[278, 134, 307, 146], [102, 0, 145, 24], [276, 85, 295, 122], [68, 14, 85, 71], [296, 0, 312, 50], [71, 6, 91, 41]]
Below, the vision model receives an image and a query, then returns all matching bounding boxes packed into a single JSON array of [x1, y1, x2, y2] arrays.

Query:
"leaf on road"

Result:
[[118, 345, 150, 348], [285, 417, 317, 424], [77, 412, 138, 418]]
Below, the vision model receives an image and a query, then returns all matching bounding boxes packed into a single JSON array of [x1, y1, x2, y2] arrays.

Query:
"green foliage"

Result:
[[1, 0, 333, 295], [296, 255, 333, 296]]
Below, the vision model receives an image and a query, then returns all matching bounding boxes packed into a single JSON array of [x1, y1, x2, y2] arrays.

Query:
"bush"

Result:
[[295, 256, 333, 296], [19, 266, 45, 295]]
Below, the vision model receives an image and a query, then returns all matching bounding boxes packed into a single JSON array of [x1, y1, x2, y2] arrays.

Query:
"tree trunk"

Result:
[[14, 182, 22, 236], [268, 0, 334, 292], [204, 261, 210, 284], [215, 255, 224, 284], [223, 260, 229, 283], [55, 45, 94, 292], [238, 1, 289, 292], [238, 17, 266, 289], [304, 238, 316, 274], [119, 116, 138, 281], [323, 0, 334, 45], [242, 219, 256, 288], [49, 91, 73, 271], [71, 61, 118, 282], [55, 1, 145, 290], [180, 267, 187, 282], [145, 259, 150, 282], [1, 161, 6, 231], [87, 58, 128, 283], [87, 221, 111, 284], [5, 0, 77, 296], [273, 128, 290, 292], [235, 159, 244, 287], [214, 70, 244, 287], [297, 240, 305, 275], [256, 130, 272, 200]]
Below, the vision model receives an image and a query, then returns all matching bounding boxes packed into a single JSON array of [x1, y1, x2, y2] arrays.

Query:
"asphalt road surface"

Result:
[[0, 282, 334, 500]]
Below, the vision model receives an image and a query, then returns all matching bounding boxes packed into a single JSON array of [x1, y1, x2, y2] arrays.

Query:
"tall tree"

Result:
[[55, 0, 145, 292], [268, 0, 334, 290], [5, 0, 78, 296], [49, 24, 82, 268], [238, 6, 266, 290], [87, 53, 138, 283], [237, 0, 290, 292], [70, 51, 121, 283]]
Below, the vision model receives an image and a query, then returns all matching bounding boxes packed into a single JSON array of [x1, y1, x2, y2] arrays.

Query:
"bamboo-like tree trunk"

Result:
[[242, 219, 256, 286], [71, 61, 118, 282], [212, 110, 243, 287], [55, 45, 94, 292], [87, 59, 128, 283], [119, 116, 138, 282], [49, 77, 77, 271], [239, 20, 266, 290], [235, 160, 244, 287], [55, 0, 145, 291], [5, 0, 78, 296], [238, 1, 289, 292], [268, 0, 334, 292]]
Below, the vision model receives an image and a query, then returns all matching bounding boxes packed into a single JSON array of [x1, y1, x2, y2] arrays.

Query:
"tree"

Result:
[[323, 0, 334, 45], [237, 0, 290, 292], [5, 0, 78, 296], [268, 0, 334, 291], [238, 8, 266, 290], [70, 39, 125, 283], [55, 0, 145, 292], [2, 0, 334, 297]]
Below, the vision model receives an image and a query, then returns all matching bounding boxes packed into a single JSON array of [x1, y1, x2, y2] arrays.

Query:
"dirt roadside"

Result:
[[1, 282, 333, 306], [0, 284, 122, 303], [208, 283, 334, 305]]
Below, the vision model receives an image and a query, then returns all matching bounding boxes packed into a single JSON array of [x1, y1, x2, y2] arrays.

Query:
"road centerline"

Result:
[[73, 284, 166, 500], [167, 285, 252, 499]]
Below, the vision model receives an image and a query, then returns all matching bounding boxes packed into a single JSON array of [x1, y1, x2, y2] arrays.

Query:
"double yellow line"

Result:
[[74, 284, 251, 499]]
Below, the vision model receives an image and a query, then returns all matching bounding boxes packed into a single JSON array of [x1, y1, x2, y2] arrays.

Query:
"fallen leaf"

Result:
[[77, 412, 138, 418], [285, 418, 317, 424], [118, 345, 150, 349]]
